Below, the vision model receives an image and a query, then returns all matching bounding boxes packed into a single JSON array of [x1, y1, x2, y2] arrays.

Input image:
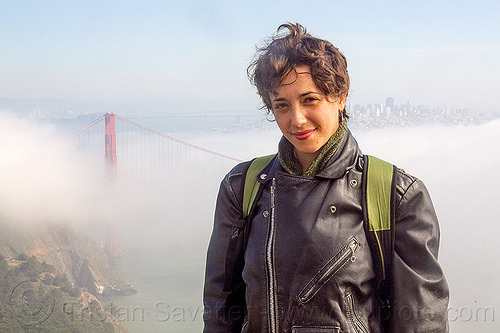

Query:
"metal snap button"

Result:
[[350, 179, 358, 187], [260, 174, 267, 180], [329, 205, 336, 213], [263, 210, 269, 217]]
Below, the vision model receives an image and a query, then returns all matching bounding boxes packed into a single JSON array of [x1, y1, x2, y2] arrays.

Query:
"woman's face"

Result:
[[270, 65, 345, 168]]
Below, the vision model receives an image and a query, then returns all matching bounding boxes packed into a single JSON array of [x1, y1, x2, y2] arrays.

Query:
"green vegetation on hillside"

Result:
[[0, 254, 127, 333], [0, 221, 132, 298]]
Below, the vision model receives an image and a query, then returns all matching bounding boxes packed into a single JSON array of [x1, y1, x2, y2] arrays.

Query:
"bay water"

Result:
[[103, 246, 205, 332]]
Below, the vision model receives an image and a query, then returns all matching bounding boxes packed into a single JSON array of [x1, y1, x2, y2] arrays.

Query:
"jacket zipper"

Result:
[[241, 314, 249, 333], [345, 292, 369, 333], [266, 178, 278, 333], [298, 238, 359, 304]]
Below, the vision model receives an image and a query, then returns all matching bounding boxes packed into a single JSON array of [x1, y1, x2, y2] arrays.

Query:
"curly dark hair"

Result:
[[248, 23, 350, 118]]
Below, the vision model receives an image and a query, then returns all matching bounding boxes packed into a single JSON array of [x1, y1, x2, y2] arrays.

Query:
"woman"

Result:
[[203, 23, 449, 333]]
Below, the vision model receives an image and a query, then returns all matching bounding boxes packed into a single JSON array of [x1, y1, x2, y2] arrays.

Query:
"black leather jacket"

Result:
[[204, 130, 449, 332]]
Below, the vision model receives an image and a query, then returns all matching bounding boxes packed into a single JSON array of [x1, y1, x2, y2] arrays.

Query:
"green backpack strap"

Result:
[[242, 154, 276, 218], [362, 155, 397, 313], [222, 154, 276, 295]]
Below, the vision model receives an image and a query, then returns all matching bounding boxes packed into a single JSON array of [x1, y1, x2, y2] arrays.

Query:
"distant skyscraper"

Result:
[[385, 97, 394, 118], [385, 97, 394, 109], [445, 105, 452, 116]]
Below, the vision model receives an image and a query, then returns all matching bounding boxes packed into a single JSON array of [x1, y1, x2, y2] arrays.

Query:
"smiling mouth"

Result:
[[293, 129, 315, 140]]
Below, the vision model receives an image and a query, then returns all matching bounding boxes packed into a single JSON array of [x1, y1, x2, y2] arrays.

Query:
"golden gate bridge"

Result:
[[72, 113, 242, 178], [71, 112, 242, 259]]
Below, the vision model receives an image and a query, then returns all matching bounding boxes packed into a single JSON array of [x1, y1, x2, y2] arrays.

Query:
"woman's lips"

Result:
[[293, 129, 315, 140]]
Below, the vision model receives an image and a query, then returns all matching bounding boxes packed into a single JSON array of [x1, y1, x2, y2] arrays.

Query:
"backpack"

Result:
[[223, 154, 397, 324]]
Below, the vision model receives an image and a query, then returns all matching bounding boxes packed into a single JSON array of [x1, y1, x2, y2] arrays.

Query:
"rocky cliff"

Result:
[[0, 221, 135, 297]]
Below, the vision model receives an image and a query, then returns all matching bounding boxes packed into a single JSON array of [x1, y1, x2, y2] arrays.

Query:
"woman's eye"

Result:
[[304, 97, 318, 103], [274, 103, 288, 111]]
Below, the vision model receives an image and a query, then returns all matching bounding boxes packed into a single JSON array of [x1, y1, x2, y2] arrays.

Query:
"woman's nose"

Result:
[[291, 107, 307, 127]]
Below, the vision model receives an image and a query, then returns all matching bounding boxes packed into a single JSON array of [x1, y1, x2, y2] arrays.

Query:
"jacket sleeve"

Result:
[[203, 168, 247, 332], [390, 172, 449, 332]]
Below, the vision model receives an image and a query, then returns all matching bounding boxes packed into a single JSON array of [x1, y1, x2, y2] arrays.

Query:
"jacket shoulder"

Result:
[[223, 160, 252, 186], [394, 167, 431, 209], [359, 155, 428, 209], [219, 160, 253, 208]]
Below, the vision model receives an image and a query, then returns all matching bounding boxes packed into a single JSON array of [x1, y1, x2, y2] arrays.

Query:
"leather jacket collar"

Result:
[[256, 128, 361, 183], [315, 129, 360, 179]]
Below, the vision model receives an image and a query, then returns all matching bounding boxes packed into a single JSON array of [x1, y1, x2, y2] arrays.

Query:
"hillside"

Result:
[[0, 221, 134, 297], [0, 221, 135, 332]]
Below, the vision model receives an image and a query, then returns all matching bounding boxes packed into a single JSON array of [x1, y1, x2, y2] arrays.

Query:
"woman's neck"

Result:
[[294, 149, 320, 173], [278, 118, 347, 177]]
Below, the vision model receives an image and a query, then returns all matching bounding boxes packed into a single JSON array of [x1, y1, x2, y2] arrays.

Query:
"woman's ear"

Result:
[[338, 95, 346, 111]]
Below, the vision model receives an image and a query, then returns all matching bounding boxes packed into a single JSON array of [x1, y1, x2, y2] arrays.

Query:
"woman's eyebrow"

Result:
[[300, 91, 320, 97], [271, 96, 286, 103], [272, 91, 320, 102]]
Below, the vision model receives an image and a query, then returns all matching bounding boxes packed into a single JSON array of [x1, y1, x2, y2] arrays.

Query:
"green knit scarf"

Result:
[[278, 118, 347, 177]]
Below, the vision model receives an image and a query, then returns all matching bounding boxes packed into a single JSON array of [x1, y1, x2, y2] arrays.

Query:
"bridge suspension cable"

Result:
[[71, 113, 242, 179], [114, 114, 241, 162]]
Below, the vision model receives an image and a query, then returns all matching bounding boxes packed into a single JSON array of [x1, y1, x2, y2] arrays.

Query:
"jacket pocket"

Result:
[[291, 326, 341, 333], [298, 238, 359, 304], [344, 292, 368, 333]]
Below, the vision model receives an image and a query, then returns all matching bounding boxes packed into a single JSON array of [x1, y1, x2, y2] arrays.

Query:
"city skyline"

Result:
[[2, 95, 496, 133], [1, 94, 492, 116]]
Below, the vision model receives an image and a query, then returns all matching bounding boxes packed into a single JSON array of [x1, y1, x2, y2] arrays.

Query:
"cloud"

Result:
[[0, 115, 108, 225]]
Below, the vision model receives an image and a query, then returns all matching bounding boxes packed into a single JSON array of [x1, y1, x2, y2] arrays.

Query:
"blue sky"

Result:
[[1, 0, 499, 113]]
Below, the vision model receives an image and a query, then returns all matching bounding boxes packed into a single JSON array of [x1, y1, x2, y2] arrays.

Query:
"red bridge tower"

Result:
[[104, 113, 122, 258]]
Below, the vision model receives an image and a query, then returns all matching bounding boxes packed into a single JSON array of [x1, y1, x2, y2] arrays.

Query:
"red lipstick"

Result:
[[293, 129, 314, 140]]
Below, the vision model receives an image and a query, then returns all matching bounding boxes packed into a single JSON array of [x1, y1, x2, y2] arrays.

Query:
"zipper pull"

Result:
[[349, 239, 358, 262], [231, 228, 239, 239]]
